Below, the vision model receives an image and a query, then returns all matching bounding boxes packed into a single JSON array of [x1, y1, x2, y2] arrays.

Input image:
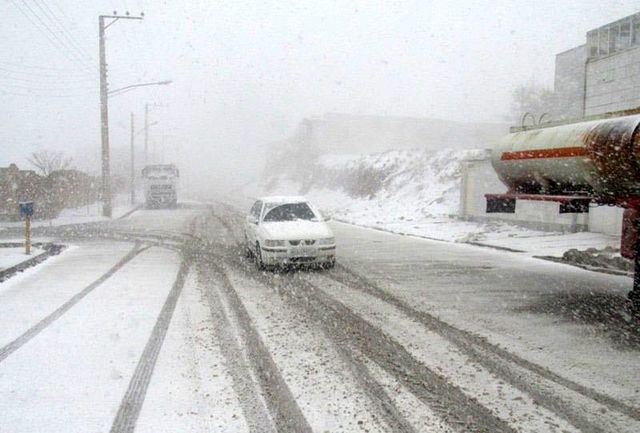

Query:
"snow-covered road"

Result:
[[0, 202, 638, 432]]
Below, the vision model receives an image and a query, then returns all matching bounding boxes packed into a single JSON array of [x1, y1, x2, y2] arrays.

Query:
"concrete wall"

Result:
[[585, 45, 640, 115], [459, 158, 506, 217], [460, 156, 621, 235], [589, 204, 624, 236]]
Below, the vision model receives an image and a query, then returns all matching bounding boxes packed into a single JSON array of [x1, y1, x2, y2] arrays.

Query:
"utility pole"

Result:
[[99, 15, 110, 217], [144, 103, 149, 163], [130, 112, 135, 205], [99, 11, 143, 217]]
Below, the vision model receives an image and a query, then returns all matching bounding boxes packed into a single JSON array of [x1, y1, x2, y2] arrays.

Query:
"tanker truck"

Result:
[[141, 163, 179, 208], [486, 109, 640, 314]]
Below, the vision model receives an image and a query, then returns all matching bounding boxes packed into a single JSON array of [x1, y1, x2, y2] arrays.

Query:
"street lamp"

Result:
[[108, 80, 172, 98]]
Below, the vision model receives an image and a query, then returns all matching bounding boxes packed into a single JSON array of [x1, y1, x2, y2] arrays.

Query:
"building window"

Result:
[[599, 28, 609, 56], [609, 25, 619, 53], [619, 19, 631, 49], [588, 31, 599, 57]]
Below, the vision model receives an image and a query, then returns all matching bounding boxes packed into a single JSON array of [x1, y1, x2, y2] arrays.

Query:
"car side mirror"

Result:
[[247, 215, 258, 225]]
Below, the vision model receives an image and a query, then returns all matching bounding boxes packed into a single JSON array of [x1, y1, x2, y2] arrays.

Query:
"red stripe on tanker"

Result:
[[500, 146, 588, 161]]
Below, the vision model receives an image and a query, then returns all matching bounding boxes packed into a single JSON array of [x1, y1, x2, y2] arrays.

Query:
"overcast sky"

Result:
[[1, 1, 638, 185]]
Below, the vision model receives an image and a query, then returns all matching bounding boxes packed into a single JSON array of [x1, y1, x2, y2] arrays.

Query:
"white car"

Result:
[[244, 196, 336, 269]]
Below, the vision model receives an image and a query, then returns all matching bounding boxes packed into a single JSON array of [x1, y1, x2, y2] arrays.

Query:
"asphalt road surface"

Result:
[[0, 200, 638, 433]]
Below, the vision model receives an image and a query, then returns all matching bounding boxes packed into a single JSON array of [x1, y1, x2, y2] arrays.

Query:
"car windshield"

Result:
[[263, 203, 316, 222]]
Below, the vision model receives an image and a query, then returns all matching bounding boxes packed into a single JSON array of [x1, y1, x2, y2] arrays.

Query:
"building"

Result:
[[554, 11, 640, 119], [0, 164, 45, 221]]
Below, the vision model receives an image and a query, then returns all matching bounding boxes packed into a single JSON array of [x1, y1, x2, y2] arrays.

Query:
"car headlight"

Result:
[[317, 237, 335, 245], [264, 239, 286, 247]]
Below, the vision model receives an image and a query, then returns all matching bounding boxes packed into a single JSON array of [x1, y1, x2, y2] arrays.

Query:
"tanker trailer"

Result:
[[486, 112, 640, 313]]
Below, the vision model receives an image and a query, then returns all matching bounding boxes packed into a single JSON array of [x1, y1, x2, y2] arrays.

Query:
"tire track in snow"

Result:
[[223, 255, 420, 433], [0, 243, 146, 364], [198, 264, 276, 433], [109, 259, 190, 433], [262, 269, 517, 433], [326, 264, 640, 432], [205, 263, 313, 433]]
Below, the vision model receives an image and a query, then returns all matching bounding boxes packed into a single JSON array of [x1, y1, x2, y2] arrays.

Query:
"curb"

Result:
[[0, 243, 66, 283]]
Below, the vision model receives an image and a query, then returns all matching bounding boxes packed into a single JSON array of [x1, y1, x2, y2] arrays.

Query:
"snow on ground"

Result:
[[223, 263, 392, 433], [0, 194, 136, 230], [307, 270, 581, 433], [254, 149, 620, 258], [0, 242, 130, 349], [0, 245, 180, 433], [0, 245, 44, 271], [135, 270, 249, 433]]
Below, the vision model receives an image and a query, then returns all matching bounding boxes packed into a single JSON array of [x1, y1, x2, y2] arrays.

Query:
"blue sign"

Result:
[[19, 201, 34, 217]]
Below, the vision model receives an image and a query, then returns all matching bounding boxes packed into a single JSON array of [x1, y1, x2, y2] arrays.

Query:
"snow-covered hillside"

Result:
[[261, 148, 486, 223]]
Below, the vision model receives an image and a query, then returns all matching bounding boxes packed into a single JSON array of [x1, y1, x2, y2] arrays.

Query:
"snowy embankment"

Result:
[[253, 149, 620, 258]]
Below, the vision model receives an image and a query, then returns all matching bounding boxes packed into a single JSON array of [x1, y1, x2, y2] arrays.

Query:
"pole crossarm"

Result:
[[101, 14, 143, 30]]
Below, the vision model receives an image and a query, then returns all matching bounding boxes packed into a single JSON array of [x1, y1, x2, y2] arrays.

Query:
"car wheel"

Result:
[[255, 242, 265, 270], [324, 259, 336, 270]]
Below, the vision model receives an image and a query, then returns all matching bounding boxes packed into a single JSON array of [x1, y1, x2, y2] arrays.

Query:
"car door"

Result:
[[245, 200, 262, 246]]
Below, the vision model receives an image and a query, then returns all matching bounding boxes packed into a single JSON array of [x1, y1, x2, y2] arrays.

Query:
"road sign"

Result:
[[19, 201, 34, 218], [18, 201, 33, 255]]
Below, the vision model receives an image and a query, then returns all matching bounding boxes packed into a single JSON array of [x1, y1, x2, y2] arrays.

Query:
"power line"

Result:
[[0, 66, 97, 82], [0, 72, 96, 85], [0, 60, 91, 73], [0, 89, 92, 98], [0, 81, 95, 93], [20, 0, 93, 66], [32, 0, 96, 63], [10, 0, 93, 75]]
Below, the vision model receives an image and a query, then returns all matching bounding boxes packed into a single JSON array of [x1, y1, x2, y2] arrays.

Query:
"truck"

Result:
[[485, 108, 640, 314], [141, 163, 179, 208]]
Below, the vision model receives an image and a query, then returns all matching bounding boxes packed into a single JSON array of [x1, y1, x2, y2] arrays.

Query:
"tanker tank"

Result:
[[491, 114, 640, 199]]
